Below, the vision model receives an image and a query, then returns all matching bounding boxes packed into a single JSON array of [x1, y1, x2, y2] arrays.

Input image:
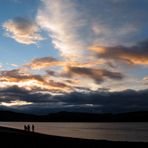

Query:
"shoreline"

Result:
[[0, 126, 147, 147]]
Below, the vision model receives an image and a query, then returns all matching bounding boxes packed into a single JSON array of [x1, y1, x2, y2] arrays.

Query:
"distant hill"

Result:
[[46, 111, 148, 122], [0, 111, 38, 121], [0, 110, 148, 122]]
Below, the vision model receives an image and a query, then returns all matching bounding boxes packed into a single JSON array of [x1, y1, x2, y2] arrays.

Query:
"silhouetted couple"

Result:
[[24, 124, 35, 132]]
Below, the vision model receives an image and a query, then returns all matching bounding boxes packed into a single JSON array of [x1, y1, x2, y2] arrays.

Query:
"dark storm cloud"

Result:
[[0, 86, 52, 103], [0, 86, 148, 114], [50, 89, 148, 113]]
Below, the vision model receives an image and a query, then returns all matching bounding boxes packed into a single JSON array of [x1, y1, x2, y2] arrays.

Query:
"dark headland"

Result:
[[0, 126, 147, 148]]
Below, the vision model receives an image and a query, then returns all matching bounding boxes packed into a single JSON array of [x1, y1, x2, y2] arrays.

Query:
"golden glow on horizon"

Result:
[[0, 100, 32, 107]]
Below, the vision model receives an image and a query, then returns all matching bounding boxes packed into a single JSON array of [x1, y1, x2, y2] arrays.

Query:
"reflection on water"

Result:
[[0, 122, 148, 142]]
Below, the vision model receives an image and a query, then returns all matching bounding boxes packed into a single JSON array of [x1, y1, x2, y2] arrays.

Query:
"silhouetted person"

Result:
[[24, 125, 27, 131], [27, 125, 30, 132], [32, 124, 35, 132]]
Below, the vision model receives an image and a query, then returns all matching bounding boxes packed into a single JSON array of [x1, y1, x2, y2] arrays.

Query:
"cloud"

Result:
[[35, 0, 145, 63], [63, 66, 124, 83], [11, 64, 18, 67], [55, 89, 148, 113], [25, 56, 60, 69], [90, 40, 148, 65], [0, 86, 52, 104], [91, 22, 138, 46], [36, 0, 87, 59], [3, 17, 44, 45], [0, 64, 3, 69], [46, 70, 57, 77], [143, 76, 148, 81], [143, 76, 148, 85], [0, 69, 73, 93], [25, 55, 104, 70], [0, 65, 123, 94], [1, 0, 148, 114], [0, 86, 148, 114], [0, 100, 32, 107], [21, 55, 124, 91]]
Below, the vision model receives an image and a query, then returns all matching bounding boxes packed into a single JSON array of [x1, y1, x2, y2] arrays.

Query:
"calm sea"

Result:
[[0, 122, 148, 142]]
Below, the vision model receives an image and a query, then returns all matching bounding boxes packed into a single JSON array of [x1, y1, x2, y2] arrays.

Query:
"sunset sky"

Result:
[[0, 0, 148, 114]]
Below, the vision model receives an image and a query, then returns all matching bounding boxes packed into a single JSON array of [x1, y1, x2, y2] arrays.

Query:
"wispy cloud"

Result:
[[0, 68, 73, 93], [3, 17, 44, 45], [25, 56, 60, 69], [11, 64, 18, 67], [36, 0, 142, 61], [25, 55, 104, 70], [63, 66, 124, 83], [36, 0, 87, 59]]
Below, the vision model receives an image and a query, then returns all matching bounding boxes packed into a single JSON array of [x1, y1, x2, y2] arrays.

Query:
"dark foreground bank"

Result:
[[0, 126, 147, 148]]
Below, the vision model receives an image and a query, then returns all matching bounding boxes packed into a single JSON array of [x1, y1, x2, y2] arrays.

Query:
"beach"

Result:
[[0, 126, 147, 148]]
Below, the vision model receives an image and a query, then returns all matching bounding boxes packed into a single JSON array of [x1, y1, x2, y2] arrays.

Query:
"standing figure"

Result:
[[24, 125, 27, 131], [27, 124, 30, 132], [32, 124, 35, 132]]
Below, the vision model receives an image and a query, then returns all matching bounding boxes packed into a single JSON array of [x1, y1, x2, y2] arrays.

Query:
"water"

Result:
[[0, 122, 148, 142]]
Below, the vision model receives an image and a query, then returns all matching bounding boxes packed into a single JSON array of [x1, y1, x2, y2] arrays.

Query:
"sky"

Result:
[[0, 0, 148, 114]]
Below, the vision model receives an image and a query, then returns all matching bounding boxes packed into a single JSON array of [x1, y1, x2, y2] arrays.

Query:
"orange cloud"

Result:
[[25, 56, 61, 69], [3, 17, 44, 45], [25, 56, 104, 70], [0, 69, 73, 93], [90, 41, 148, 65], [90, 46, 107, 54]]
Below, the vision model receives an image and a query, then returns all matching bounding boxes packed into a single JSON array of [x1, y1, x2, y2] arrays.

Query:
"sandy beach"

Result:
[[0, 126, 147, 148]]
